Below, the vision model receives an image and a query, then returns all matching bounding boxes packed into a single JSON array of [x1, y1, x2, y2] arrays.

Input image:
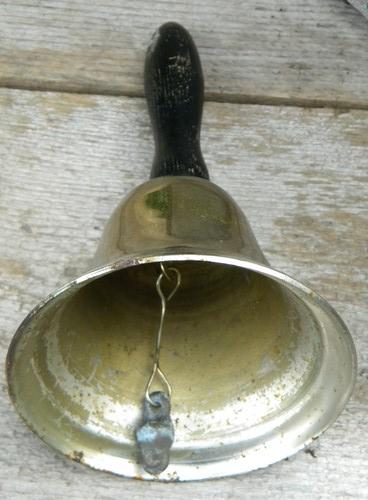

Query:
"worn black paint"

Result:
[[145, 22, 209, 179]]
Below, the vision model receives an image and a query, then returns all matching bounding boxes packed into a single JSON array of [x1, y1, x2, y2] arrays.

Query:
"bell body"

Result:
[[7, 174, 356, 481], [6, 23, 356, 481], [93, 176, 266, 267]]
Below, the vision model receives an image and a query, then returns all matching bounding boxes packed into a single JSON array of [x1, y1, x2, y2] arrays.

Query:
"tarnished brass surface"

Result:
[[93, 176, 267, 268], [7, 176, 357, 481]]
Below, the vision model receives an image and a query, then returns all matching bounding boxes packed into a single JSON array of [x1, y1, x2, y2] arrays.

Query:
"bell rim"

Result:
[[6, 251, 357, 481]]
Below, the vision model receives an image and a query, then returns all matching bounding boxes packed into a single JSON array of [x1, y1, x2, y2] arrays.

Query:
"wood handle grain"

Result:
[[145, 22, 209, 179]]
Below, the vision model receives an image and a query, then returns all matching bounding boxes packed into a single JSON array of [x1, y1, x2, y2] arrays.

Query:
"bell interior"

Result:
[[9, 260, 322, 463]]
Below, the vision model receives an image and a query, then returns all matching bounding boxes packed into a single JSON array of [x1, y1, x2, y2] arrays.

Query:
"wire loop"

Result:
[[145, 263, 181, 406]]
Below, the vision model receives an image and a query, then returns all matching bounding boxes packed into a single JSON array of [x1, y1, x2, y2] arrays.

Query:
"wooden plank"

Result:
[[0, 1, 368, 107], [0, 88, 367, 498]]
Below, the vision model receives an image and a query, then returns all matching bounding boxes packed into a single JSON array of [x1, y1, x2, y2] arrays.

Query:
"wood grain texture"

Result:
[[0, 1, 368, 107], [0, 88, 367, 498]]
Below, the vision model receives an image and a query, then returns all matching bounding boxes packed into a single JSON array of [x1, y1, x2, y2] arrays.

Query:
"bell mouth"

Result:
[[7, 253, 356, 481]]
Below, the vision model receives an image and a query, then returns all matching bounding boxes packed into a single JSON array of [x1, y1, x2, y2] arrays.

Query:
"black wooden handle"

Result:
[[145, 22, 209, 179]]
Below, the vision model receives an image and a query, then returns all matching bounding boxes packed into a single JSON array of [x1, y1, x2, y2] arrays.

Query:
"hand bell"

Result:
[[6, 22, 357, 481]]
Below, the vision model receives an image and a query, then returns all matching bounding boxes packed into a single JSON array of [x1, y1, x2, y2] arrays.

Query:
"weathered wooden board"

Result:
[[1, 1, 368, 107], [0, 88, 367, 498]]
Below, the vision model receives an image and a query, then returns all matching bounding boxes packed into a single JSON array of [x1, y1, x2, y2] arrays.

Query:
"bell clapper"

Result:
[[136, 263, 181, 475]]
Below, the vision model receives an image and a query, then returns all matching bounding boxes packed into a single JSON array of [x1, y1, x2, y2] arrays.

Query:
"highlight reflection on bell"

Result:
[[6, 22, 357, 481]]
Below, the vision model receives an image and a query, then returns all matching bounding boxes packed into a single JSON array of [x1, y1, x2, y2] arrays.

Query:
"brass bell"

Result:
[[6, 22, 356, 481]]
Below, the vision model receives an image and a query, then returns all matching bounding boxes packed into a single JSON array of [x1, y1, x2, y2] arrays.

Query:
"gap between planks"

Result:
[[2, 82, 368, 112]]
